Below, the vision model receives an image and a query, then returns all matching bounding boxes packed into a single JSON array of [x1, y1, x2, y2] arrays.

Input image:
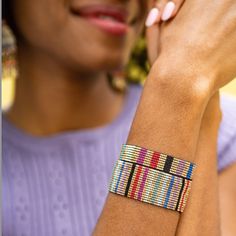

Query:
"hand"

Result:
[[147, 0, 236, 99], [146, 0, 185, 64]]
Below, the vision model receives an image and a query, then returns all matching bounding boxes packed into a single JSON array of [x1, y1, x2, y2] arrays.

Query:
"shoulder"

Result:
[[128, 83, 143, 101], [218, 94, 236, 171], [124, 83, 143, 118]]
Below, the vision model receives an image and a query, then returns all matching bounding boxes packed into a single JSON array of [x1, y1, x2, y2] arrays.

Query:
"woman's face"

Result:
[[12, 0, 147, 74]]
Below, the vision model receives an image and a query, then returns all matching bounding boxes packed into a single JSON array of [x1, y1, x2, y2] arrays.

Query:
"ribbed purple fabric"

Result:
[[2, 85, 236, 236], [218, 94, 236, 170]]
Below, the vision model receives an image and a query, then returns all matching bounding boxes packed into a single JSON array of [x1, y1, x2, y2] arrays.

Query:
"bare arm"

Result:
[[176, 94, 236, 236], [94, 69, 211, 235], [94, 0, 236, 234], [176, 93, 221, 236]]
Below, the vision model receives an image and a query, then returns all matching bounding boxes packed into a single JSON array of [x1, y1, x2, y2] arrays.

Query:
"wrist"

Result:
[[146, 64, 212, 111], [148, 56, 217, 104], [201, 92, 222, 131], [128, 70, 212, 161]]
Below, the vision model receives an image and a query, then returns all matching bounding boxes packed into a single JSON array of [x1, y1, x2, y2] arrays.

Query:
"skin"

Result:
[[146, 3, 236, 232], [219, 164, 236, 235], [94, 82, 222, 236], [4, 0, 236, 235], [95, 0, 236, 235], [7, 0, 147, 135], [176, 94, 221, 236], [149, 0, 236, 91]]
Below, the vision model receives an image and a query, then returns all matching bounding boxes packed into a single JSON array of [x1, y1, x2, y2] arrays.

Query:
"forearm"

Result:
[[94, 68, 211, 235], [176, 93, 221, 236]]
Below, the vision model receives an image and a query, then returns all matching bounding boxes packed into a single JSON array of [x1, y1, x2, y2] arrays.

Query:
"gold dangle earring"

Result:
[[107, 71, 128, 93], [2, 22, 17, 109], [2, 22, 17, 80]]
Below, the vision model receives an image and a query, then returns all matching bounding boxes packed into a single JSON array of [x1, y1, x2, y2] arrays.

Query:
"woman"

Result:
[[2, 0, 236, 235]]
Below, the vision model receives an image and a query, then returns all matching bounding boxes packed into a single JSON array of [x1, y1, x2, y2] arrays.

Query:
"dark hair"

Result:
[[3, 0, 10, 21], [2, 0, 148, 85], [2, 0, 17, 33]]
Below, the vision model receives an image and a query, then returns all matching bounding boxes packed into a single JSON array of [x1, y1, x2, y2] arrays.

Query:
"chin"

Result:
[[97, 51, 129, 71], [70, 46, 130, 74]]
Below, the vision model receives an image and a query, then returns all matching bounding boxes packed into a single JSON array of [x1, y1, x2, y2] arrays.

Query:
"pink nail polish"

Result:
[[162, 1, 175, 21], [145, 8, 159, 27]]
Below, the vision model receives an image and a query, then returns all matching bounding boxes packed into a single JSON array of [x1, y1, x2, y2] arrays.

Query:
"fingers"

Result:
[[145, 0, 164, 65], [145, 8, 160, 27], [145, 0, 185, 27], [161, 0, 185, 21], [171, 0, 185, 18], [161, 1, 176, 21], [145, 0, 167, 26], [145, 1, 161, 65], [145, 0, 185, 65], [146, 21, 160, 65]]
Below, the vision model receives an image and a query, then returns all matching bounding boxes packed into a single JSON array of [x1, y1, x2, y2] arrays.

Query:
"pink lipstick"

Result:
[[71, 5, 130, 36]]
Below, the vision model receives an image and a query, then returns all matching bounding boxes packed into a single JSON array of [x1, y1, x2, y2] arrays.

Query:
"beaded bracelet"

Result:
[[109, 144, 196, 212], [120, 144, 195, 180]]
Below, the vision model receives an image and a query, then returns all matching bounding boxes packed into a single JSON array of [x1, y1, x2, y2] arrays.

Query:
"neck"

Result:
[[7, 45, 126, 136]]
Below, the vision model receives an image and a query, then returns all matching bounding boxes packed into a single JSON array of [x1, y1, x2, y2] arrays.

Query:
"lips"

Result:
[[70, 5, 132, 36]]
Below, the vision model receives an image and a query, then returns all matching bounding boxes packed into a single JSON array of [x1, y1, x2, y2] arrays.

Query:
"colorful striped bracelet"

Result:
[[109, 144, 196, 212], [120, 144, 196, 180]]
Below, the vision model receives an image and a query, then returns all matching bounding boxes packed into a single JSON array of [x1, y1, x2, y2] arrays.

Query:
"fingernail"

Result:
[[145, 8, 159, 27], [161, 1, 175, 21]]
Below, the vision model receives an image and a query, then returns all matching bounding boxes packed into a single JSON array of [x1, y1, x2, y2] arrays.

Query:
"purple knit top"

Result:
[[2, 84, 236, 236]]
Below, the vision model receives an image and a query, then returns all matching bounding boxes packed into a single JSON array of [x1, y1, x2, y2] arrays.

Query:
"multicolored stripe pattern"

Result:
[[120, 144, 196, 180], [109, 144, 196, 212], [109, 160, 192, 212]]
